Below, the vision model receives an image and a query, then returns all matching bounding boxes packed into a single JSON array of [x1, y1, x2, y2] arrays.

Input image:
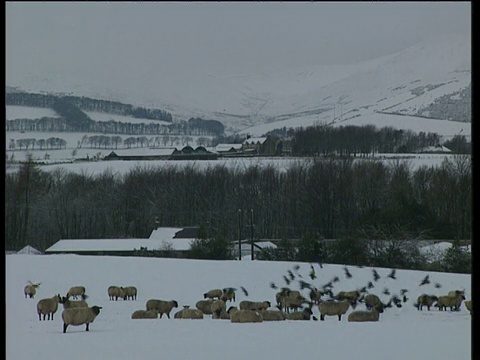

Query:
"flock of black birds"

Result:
[[234, 263, 447, 311]]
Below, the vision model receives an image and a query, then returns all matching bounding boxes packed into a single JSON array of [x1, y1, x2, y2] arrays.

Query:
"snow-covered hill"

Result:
[[6, 34, 471, 137]]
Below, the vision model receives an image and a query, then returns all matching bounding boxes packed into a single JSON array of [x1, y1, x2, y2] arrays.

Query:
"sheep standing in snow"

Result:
[[318, 299, 353, 321], [195, 299, 214, 315], [62, 305, 102, 333], [348, 304, 384, 322], [203, 289, 223, 300], [221, 288, 236, 302], [309, 288, 324, 305], [67, 286, 86, 300], [131, 309, 158, 319], [211, 299, 227, 319], [146, 299, 178, 319], [363, 294, 383, 310], [415, 294, 438, 311], [435, 292, 465, 311], [37, 294, 62, 321], [108, 286, 125, 301], [337, 290, 361, 303], [24, 282, 41, 299], [123, 286, 138, 300], [239, 300, 271, 311]]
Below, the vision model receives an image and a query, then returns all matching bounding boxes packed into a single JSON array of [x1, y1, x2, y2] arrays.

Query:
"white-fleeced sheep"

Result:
[[260, 309, 287, 321], [131, 309, 158, 319], [239, 300, 271, 311], [348, 304, 384, 322], [37, 294, 62, 321], [203, 289, 223, 300], [221, 288, 236, 302], [211, 299, 227, 319], [108, 286, 125, 301], [24, 282, 41, 299], [123, 286, 137, 300], [62, 305, 102, 333], [283, 293, 307, 313], [318, 299, 352, 321], [286, 308, 313, 320], [230, 309, 263, 323], [146, 299, 178, 319], [448, 290, 465, 298], [337, 290, 361, 302], [363, 294, 383, 310], [435, 292, 465, 311], [309, 288, 324, 304], [415, 294, 438, 311], [195, 299, 214, 315], [61, 295, 89, 309], [67, 286, 86, 300], [465, 300, 472, 314]]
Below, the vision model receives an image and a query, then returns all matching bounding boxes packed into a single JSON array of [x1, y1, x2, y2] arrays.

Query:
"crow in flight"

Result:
[[387, 269, 397, 280], [419, 275, 430, 286], [373, 269, 381, 282]]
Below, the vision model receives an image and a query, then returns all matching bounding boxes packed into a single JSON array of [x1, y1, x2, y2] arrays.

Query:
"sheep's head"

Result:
[[91, 306, 102, 315], [172, 300, 179, 308]]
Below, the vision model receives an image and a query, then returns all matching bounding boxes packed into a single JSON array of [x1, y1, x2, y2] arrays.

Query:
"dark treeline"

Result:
[[5, 155, 471, 254]]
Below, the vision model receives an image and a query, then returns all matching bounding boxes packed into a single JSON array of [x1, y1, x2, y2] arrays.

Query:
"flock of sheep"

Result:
[[24, 268, 472, 333]]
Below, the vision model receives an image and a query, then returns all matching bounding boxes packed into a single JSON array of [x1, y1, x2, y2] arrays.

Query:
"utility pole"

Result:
[[250, 209, 254, 261], [238, 209, 242, 260]]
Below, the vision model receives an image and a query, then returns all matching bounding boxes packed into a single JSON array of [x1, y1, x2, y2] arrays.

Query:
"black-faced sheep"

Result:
[[348, 304, 384, 322], [195, 299, 214, 315], [123, 286, 138, 300], [239, 300, 271, 311], [67, 286, 86, 300], [415, 294, 438, 311], [131, 309, 158, 319], [203, 289, 223, 300], [108, 286, 125, 301], [318, 299, 353, 321], [24, 282, 41, 299], [62, 305, 102, 333], [37, 294, 62, 321], [146, 299, 178, 319], [230, 309, 263, 323], [286, 308, 313, 320]]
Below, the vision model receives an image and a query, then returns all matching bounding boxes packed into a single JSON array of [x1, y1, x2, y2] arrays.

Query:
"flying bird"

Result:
[[293, 264, 301, 271], [322, 281, 333, 290], [240, 286, 249, 297], [419, 275, 430, 286], [434, 282, 442, 289], [359, 286, 367, 293], [270, 282, 278, 290], [287, 270, 295, 281], [383, 288, 390, 296], [387, 269, 397, 280], [372, 269, 381, 282], [343, 267, 353, 279], [331, 276, 340, 283], [391, 295, 402, 307], [283, 275, 291, 285], [299, 280, 313, 290], [367, 281, 375, 289], [309, 264, 317, 280], [403, 295, 409, 303], [400, 289, 408, 296]]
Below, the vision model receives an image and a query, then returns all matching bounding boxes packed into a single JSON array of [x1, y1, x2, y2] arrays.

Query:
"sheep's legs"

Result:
[[86, 324, 90, 331]]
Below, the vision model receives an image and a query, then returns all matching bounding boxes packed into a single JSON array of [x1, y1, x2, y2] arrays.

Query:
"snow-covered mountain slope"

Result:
[[6, 34, 471, 137]]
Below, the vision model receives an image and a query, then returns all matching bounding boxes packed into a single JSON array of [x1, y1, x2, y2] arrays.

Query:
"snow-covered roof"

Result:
[[149, 227, 185, 240], [110, 148, 176, 157], [243, 137, 268, 145], [421, 145, 452, 153], [215, 143, 243, 152], [17, 245, 42, 255]]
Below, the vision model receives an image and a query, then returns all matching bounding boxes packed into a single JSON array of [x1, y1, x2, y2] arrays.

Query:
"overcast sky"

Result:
[[6, 1, 471, 86]]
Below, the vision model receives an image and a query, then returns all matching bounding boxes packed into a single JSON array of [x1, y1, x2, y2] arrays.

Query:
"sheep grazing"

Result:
[[37, 294, 62, 321], [67, 286, 86, 300], [286, 308, 313, 321], [239, 300, 271, 311], [260, 309, 287, 321], [108, 286, 125, 301], [131, 309, 158, 319], [435, 292, 466, 311], [363, 294, 383, 310], [337, 290, 361, 303], [203, 289, 223, 300], [62, 305, 102, 333], [318, 299, 353, 321], [24, 282, 41, 299], [175, 306, 204, 319], [283, 293, 308, 313], [415, 294, 438, 311], [211, 299, 227, 319], [146, 299, 178, 319], [465, 300, 472, 314], [230, 309, 263, 323], [123, 286, 138, 300], [61, 295, 89, 309], [221, 288, 236, 302], [195, 299, 214, 315], [275, 288, 291, 308], [348, 304, 384, 322]]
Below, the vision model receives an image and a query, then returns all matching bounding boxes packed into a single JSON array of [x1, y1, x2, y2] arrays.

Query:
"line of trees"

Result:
[[5, 155, 471, 258]]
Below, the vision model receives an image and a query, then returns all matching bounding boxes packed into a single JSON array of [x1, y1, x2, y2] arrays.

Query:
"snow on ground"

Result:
[[6, 105, 60, 120], [6, 254, 472, 360]]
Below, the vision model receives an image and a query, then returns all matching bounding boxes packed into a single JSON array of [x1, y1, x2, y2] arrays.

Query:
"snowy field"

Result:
[[6, 254, 472, 360]]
